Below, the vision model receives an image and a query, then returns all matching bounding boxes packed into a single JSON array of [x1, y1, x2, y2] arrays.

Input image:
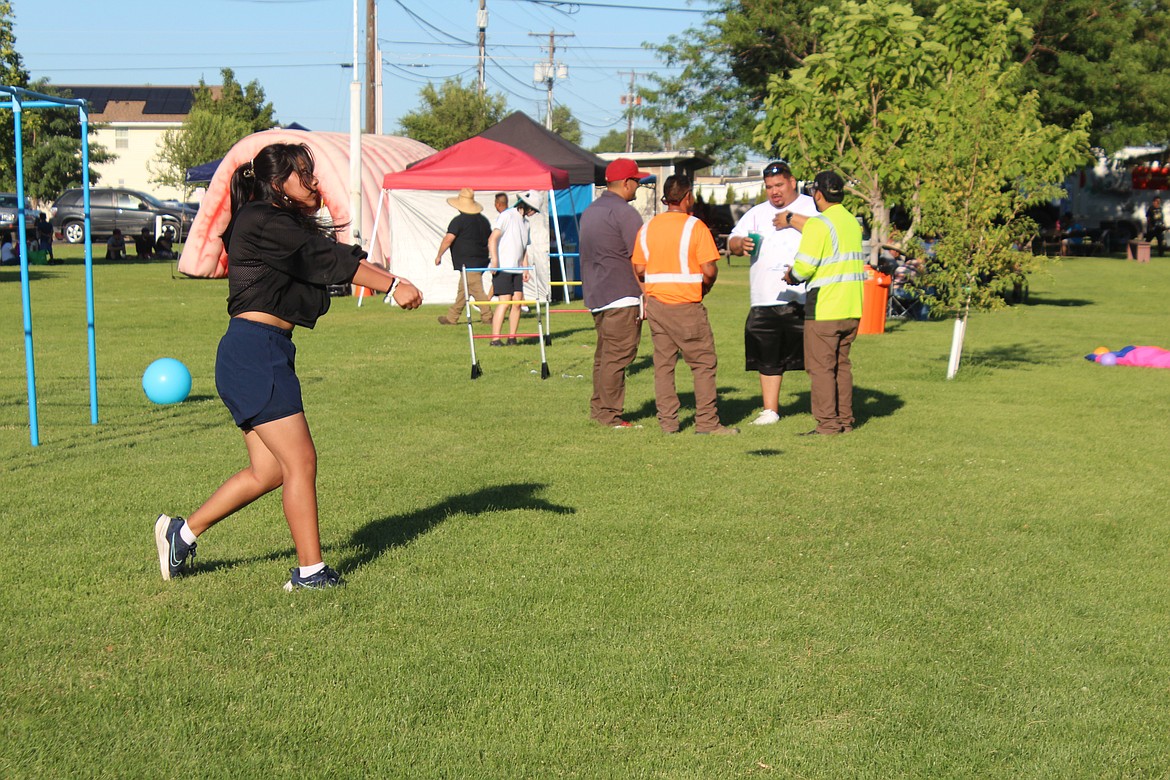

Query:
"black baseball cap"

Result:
[[809, 171, 845, 199]]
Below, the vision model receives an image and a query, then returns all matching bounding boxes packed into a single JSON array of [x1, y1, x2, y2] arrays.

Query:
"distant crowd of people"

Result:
[[0, 213, 177, 265], [576, 159, 866, 436], [429, 160, 875, 436]]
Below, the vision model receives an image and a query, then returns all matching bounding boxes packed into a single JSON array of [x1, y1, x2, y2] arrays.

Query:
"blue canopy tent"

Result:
[[477, 112, 612, 300]]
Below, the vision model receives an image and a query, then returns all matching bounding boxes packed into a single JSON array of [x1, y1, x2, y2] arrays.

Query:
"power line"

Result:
[[503, 0, 712, 13], [379, 38, 661, 52], [486, 54, 545, 94], [389, 0, 475, 45]]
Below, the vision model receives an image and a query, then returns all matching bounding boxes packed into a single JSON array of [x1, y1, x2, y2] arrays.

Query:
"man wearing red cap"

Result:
[[579, 158, 649, 428]]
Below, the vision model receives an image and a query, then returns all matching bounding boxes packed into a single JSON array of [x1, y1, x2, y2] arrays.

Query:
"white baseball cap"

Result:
[[517, 190, 543, 212]]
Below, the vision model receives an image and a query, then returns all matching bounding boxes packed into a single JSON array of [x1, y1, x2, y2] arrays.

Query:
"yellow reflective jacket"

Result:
[[791, 204, 866, 320]]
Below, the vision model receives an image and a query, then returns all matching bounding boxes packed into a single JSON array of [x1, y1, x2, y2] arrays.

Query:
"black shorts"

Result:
[[745, 303, 805, 375], [215, 318, 304, 429], [492, 272, 524, 297]]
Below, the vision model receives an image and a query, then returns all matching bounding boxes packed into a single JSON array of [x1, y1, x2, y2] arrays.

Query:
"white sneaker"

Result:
[[750, 409, 780, 426]]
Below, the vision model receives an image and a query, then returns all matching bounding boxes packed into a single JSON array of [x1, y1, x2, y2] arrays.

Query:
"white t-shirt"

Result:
[[730, 193, 818, 306], [493, 208, 529, 273]]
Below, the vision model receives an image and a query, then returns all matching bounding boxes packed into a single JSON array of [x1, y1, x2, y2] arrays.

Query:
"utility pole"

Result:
[[477, 0, 487, 97], [620, 71, 640, 153], [364, 0, 377, 134], [530, 30, 573, 130], [349, 0, 362, 243]]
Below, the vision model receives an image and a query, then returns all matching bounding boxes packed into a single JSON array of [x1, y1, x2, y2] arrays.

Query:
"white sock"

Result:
[[179, 522, 198, 546], [299, 562, 326, 578]]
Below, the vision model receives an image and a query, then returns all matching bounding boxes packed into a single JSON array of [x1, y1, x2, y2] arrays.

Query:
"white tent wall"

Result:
[[380, 189, 551, 306]]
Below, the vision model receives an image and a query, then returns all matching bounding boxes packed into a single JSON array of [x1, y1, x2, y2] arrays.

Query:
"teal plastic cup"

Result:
[[748, 232, 763, 262]]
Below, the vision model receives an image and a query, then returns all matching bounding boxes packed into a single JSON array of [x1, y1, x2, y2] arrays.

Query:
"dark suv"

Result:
[[0, 192, 33, 231], [49, 188, 196, 244]]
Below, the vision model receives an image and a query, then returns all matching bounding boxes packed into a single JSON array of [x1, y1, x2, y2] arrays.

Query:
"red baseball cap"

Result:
[[605, 158, 650, 183]]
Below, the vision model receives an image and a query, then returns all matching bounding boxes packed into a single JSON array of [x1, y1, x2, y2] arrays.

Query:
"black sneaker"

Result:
[[154, 513, 196, 581], [506, 338, 518, 346], [283, 565, 345, 591]]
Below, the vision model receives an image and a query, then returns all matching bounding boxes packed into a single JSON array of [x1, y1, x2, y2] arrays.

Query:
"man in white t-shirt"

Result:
[[728, 160, 819, 426], [488, 190, 541, 346]]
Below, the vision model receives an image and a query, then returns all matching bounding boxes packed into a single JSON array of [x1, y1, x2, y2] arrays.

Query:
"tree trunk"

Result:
[[868, 191, 890, 266]]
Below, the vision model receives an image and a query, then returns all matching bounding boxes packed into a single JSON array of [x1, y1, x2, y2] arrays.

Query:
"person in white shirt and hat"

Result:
[[487, 190, 540, 346]]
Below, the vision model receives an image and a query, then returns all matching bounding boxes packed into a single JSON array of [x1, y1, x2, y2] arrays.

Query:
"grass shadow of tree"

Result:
[[338, 482, 575, 572], [1020, 294, 1094, 308], [958, 342, 1067, 370]]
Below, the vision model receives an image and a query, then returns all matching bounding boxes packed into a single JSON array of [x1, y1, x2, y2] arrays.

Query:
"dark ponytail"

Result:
[[227, 143, 343, 237]]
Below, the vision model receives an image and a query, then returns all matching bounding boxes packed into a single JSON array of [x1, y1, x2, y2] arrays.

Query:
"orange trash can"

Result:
[[859, 267, 891, 335]]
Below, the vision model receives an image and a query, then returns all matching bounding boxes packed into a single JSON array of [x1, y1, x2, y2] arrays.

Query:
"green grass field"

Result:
[[2, 249, 1169, 777]]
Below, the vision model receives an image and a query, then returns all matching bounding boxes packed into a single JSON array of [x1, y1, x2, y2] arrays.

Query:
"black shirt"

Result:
[[223, 201, 365, 328], [446, 212, 492, 270]]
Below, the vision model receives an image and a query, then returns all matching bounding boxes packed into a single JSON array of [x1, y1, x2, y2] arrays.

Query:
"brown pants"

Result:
[[645, 297, 721, 433], [590, 306, 642, 426], [447, 270, 494, 324], [803, 318, 860, 434]]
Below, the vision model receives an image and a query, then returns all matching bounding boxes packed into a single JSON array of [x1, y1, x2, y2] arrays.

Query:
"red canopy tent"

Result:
[[380, 136, 570, 191], [374, 137, 571, 306]]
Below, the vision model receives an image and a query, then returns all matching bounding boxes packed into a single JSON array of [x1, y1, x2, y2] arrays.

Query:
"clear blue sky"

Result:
[[13, 0, 715, 148]]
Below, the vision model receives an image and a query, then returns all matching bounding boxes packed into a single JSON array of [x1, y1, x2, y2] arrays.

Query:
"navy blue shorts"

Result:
[[215, 318, 303, 429]]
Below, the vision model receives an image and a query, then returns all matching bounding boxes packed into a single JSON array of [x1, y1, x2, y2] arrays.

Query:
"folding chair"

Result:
[[888, 288, 914, 319]]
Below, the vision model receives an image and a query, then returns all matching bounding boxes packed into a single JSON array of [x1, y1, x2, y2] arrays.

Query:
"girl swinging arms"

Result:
[[154, 142, 422, 590]]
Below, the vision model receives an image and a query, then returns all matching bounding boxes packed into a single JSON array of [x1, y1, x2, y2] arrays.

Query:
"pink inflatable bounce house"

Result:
[[177, 129, 434, 278]]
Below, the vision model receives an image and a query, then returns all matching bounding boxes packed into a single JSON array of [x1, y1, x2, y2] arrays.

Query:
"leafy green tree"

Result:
[[647, 0, 823, 160], [1019, 0, 1170, 150], [150, 68, 276, 196], [591, 128, 662, 154], [0, 0, 30, 189], [756, 0, 941, 259], [0, 8, 112, 198], [650, 0, 1170, 155], [548, 104, 582, 145], [759, 0, 1091, 376], [191, 68, 277, 135], [18, 81, 115, 201], [636, 78, 693, 152], [914, 58, 1090, 375], [398, 78, 507, 150], [150, 109, 252, 196]]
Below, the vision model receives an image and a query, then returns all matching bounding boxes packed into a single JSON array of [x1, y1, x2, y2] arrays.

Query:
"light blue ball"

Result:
[[143, 358, 192, 404]]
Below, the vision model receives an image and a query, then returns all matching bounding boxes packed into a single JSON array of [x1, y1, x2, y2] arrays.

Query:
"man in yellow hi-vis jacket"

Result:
[[782, 171, 866, 436]]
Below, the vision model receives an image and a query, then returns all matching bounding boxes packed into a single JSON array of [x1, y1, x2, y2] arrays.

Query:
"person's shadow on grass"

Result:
[[337, 482, 575, 572], [184, 483, 574, 578], [785, 386, 905, 429]]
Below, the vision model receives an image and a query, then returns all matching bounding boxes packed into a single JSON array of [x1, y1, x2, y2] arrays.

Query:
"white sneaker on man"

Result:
[[750, 409, 780, 426]]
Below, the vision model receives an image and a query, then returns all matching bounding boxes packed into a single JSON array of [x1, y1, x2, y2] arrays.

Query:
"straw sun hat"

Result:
[[447, 188, 483, 214]]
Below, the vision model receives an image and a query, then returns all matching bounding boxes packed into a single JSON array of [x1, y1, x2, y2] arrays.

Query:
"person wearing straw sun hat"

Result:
[[436, 187, 495, 325]]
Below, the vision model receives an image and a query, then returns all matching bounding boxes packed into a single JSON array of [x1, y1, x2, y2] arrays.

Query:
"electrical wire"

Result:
[[502, 0, 713, 13]]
